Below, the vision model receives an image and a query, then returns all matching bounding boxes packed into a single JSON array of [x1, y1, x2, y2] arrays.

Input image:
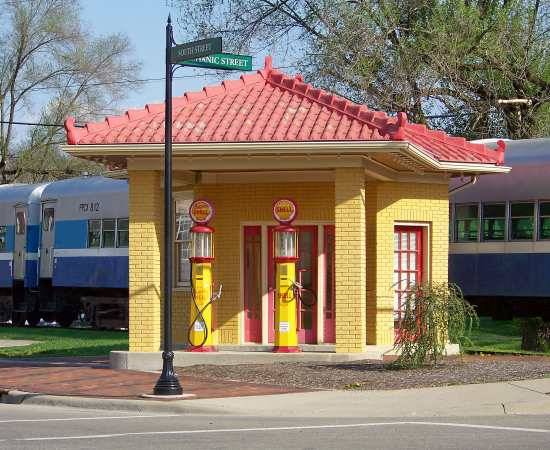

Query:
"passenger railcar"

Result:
[[0, 176, 129, 328], [449, 138, 550, 319], [0, 183, 49, 324]]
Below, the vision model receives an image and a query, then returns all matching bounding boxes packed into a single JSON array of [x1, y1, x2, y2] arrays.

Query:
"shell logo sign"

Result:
[[189, 199, 215, 224], [273, 198, 297, 224]]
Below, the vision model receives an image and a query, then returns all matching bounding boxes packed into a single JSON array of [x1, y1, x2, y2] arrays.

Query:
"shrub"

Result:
[[391, 282, 478, 369], [521, 317, 550, 352]]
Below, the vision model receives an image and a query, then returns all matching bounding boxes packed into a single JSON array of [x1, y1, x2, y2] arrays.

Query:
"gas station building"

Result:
[[64, 57, 508, 354]]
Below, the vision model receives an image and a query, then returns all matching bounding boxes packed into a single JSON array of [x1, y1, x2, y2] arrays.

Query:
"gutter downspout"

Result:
[[448, 175, 478, 194]]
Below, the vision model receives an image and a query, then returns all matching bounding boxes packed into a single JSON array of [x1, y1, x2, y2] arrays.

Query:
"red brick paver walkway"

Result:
[[0, 358, 306, 399]]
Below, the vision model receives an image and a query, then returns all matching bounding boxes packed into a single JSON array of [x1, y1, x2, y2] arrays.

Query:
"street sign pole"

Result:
[[153, 14, 182, 396]]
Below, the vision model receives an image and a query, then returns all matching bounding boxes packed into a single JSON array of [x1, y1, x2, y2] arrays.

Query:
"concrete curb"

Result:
[[0, 389, 227, 415]]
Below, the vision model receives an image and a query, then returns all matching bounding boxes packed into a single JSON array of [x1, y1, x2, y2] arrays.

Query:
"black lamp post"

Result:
[[153, 14, 183, 396]]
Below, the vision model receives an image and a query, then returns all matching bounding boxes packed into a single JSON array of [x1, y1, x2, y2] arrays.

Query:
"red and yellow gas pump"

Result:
[[272, 199, 300, 353], [187, 199, 219, 352]]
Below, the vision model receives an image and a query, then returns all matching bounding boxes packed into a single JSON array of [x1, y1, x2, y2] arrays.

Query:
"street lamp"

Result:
[[153, 14, 183, 396]]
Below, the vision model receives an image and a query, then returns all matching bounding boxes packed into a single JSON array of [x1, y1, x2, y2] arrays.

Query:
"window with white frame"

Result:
[[87, 218, 129, 248], [175, 196, 193, 286]]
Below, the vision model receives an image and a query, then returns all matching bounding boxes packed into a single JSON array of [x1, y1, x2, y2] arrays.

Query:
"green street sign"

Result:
[[171, 37, 222, 64], [182, 53, 253, 71]]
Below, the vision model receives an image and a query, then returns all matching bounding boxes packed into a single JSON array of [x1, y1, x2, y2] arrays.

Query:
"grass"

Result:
[[464, 316, 550, 356], [0, 327, 128, 358]]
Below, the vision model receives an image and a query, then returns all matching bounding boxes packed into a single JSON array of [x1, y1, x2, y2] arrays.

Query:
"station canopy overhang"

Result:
[[62, 56, 510, 182]]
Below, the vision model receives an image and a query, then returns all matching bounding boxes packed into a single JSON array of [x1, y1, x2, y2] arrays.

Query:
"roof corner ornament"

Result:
[[64, 117, 82, 145], [495, 139, 506, 165], [264, 55, 273, 72], [389, 111, 408, 141]]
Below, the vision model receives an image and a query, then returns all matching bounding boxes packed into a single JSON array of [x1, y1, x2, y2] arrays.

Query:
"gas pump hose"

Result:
[[187, 265, 222, 350]]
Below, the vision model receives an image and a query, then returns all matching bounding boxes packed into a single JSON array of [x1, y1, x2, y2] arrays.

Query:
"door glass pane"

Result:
[[401, 252, 407, 270], [410, 254, 416, 270], [401, 233, 407, 250], [42, 208, 54, 232], [394, 232, 399, 248], [16, 212, 25, 235]]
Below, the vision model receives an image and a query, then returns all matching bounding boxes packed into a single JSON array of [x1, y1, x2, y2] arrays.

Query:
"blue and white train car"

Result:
[[449, 138, 550, 319], [0, 183, 49, 323], [37, 176, 129, 326]]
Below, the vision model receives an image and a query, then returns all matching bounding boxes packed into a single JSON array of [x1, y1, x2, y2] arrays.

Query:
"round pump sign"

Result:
[[273, 198, 297, 224], [189, 199, 214, 224]]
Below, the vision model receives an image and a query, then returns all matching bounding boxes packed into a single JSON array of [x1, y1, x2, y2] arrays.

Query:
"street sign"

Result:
[[170, 37, 222, 64], [182, 53, 253, 71]]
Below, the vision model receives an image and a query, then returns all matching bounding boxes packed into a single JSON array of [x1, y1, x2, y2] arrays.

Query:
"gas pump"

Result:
[[272, 199, 300, 353], [187, 199, 220, 352]]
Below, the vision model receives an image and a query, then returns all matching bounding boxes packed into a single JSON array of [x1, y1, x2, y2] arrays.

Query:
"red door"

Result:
[[393, 226, 423, 339], [243, 226, 262, 343], [323, 225, 336, 343], [268, 226, 318, 344]]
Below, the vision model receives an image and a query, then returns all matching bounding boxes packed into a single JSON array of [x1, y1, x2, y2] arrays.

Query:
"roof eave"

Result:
[[61, 140, 509, 174]]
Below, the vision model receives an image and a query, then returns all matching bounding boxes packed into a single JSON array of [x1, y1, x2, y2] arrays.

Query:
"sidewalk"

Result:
[[0, 357, 305, 400], [1, 357, 550, 417]]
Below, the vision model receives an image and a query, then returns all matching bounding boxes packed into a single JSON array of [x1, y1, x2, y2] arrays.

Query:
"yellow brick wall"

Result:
[[128, 170, 163, 352], [334, 168, 367, 352], [365, 181, 449, 345], [174, 182, 335, 346]]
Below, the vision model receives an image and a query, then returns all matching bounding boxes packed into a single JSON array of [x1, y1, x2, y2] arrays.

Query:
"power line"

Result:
[[14, 65, 298, 94], [1, 120, 64, 127]]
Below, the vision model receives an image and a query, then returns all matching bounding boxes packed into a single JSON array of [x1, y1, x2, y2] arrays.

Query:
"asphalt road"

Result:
[[1, 403, 550, 450]]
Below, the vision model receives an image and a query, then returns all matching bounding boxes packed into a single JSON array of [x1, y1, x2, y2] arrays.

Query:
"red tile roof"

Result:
[[65, 56, 505, 166]]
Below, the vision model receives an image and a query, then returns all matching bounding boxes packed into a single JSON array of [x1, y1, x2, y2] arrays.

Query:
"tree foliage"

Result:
[[392, 282, 478, 369], [175, 0, 549, 139], [0, 0, 141, 183]]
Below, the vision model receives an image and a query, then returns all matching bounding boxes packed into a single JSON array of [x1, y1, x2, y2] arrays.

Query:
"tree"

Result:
[[174, 0, 549, 139], [0, 0, 141, 183]]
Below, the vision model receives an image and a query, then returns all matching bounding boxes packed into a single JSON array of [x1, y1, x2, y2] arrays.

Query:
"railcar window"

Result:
[[102, 219, 116, 248], [175, 198, 192, 286], [539, 202, 550, 240], [0, 226, 6, 251], [15, 212, 26, 235], [117, 218, 129, 247], [455, 204, 479, 241], [42, 208, 54, 232], [88, 220, 101, 248], [482, 203, 506, 241], [510, 202, 534, 240]]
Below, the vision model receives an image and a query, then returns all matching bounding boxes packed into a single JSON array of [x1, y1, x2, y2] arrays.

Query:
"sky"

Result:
[[81, 0, 269, 113]]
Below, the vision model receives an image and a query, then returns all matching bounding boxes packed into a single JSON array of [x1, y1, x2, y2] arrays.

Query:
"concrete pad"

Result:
[[110, 350, 381, 371], [0, 339, 37, 348], [110, 344, 460, 372], [508, 378, 550, 394]]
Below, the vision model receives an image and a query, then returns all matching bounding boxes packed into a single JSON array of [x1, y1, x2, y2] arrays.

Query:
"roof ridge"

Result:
[[264, 69, 394, 138]]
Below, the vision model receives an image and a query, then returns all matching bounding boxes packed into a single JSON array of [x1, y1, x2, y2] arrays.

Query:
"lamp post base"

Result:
[[153, 351, 183, 396]]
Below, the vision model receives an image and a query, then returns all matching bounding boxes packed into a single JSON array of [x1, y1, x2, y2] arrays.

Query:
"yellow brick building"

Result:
[[63, 57, 508, 355]]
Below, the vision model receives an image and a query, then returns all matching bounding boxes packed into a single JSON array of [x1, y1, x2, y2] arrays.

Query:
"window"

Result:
[[175, 198, 192, 286], [117, 218, 129, 247], [482, 203, 506, 241], [102, 219, 116, 248], [510, 202, 534, 240], [454, 204, 479, 241], [15, 211, 26, 235], [42, 208, 55, 232], [88, 220, 101, 248], [0, 226, 7, 251], [539, 202, 550, 240]]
